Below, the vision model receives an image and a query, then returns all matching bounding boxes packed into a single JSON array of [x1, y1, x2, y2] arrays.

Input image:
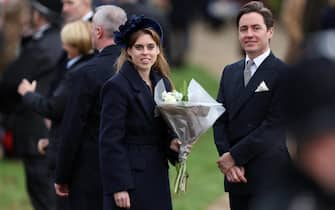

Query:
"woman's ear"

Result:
[[126, 48, 132, 60]]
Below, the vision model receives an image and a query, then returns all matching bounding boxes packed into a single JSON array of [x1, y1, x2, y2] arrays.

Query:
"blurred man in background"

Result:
[[0, 1, 63, 209], [254, 57, 335, 210], [62, 0, 93, 23]]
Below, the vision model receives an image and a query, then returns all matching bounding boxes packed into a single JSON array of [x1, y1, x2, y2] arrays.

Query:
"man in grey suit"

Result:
[[214, 2, 290, 210]]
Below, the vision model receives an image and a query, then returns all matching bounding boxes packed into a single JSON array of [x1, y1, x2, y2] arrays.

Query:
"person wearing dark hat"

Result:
[[252, 57, 335, 210], [31, 0, 63, 26], [99, 15, 180, 210], [0, 1, 63, 210]]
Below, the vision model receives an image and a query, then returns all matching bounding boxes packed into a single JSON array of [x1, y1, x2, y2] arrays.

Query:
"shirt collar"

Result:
[[245, 48, 271, 68], [82, 11, 94, 21], [33, 24, 50, 40], [66, 55, 82, 69]]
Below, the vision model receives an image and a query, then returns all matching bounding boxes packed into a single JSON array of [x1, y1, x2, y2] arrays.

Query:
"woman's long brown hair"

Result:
[[116, 28, 174, 89]]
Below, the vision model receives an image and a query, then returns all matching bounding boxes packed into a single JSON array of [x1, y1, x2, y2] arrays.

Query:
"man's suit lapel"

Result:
[[121, 62, 155, 122], [229, 54, 275, 120]]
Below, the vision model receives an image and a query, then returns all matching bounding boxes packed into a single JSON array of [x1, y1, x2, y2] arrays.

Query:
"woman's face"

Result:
[[63, 43, 79, 59], [127, 33, 160, 72]]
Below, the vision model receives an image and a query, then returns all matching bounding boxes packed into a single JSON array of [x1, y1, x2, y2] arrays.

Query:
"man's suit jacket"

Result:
[[214, 53, 290, 195], [99, 61, 175, 210], [55, 45, 120, 197]]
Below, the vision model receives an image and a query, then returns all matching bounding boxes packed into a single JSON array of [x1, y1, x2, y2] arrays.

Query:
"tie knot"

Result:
[[246, 60, 254, 69]]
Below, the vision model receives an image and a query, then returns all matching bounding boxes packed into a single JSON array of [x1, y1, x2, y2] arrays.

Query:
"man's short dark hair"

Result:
[[236, 1, 274, 29]]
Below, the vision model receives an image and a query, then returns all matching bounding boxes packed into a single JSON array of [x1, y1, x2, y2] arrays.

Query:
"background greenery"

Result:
[[0, 64, 224, 210], [169, 64, 224, 210]]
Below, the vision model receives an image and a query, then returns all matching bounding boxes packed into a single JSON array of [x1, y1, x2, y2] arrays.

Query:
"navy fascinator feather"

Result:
[[114, 15, 163, 48]]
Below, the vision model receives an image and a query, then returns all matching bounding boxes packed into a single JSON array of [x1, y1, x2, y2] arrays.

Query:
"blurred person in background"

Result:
[[0, 0, 3, 55], [0, 1, 63, 210], [62, 0, 93, 23], [281, 0, 305, 64], [214, 2, 290, 210], [54, 5, 126, 210], [0, 0, 30, 73], [254, 57, 335, 210], [17, 20, 94, 210], [281, 0, 329, 64], [49, 0, 94, 114], [167, 0, 194, 66]]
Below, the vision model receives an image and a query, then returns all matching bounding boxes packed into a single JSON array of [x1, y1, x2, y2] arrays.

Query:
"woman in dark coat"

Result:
[[99, 15, 180, 210], [16, 20, 93, 210]]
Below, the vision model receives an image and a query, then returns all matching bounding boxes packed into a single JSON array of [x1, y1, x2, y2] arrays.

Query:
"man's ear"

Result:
[[96, 26, 103, 39]]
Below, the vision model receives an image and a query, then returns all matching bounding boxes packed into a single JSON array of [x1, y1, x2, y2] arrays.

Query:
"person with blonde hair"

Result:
[[17, 19, 94, 210], [53, 5, 127, 210], [60, 20, 93, 58]]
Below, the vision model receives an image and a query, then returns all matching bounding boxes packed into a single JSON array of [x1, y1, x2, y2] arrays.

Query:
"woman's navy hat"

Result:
[[114, 15, 163, 48]]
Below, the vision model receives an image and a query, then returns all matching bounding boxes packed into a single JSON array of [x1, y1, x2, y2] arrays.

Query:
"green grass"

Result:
[[0, 64, 225, 210], [0, 159, 33, 210], [170, 64, 225, 210]]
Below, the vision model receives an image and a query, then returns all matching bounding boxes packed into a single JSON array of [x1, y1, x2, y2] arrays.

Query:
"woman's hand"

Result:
[[170, 138, 181, 152], [170, 138, 193, 153], [114, 191, 131, 209], [17, 79, 36, 96]]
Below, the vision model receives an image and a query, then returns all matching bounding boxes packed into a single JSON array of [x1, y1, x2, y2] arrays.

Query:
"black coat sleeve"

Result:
[[213, 68, 230, 156], [99, 79, 135, 194]]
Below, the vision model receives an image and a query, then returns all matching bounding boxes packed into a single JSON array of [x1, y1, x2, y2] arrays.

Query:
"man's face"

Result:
[[62, 0, 87, 23], [238, 12, 273, 59]]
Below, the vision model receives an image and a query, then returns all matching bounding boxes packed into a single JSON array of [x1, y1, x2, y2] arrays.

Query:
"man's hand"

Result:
[[225, 166, 247, 183], [17, 79, 36, 96], [114, 191, 131, 209], [37, 138, 49, 155], [54, 183, 69, 197], [217, 152, 236, 173]]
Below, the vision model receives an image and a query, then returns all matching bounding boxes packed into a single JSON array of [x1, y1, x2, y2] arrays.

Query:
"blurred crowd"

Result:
[[1, 0, 335, 210], [0, 0, 282, 159]]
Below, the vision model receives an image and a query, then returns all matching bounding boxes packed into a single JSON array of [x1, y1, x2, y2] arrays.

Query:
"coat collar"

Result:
[[98, 45, 121, 57], [120, 61, 164, 121], [229, 53, 276, 119]]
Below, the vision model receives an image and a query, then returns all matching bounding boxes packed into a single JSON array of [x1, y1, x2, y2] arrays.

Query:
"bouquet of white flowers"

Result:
[[154, 79, 225, 194]]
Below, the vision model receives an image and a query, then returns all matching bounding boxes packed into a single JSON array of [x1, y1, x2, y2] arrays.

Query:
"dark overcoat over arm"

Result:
[[21, 54, 93, 121]]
